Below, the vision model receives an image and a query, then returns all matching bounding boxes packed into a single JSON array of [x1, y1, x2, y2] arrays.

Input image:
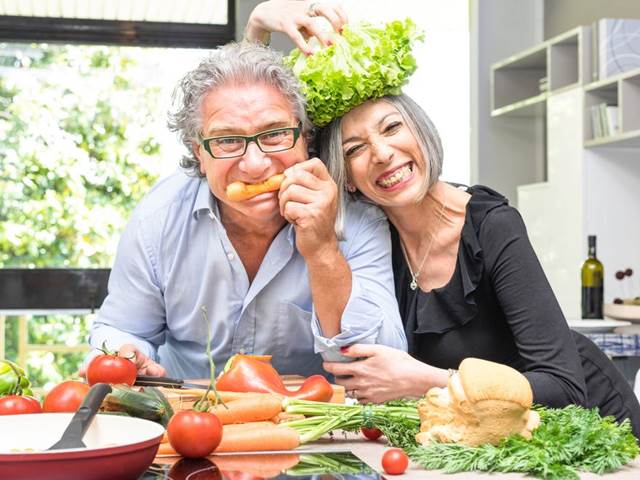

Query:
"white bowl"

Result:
[[604, 303, 640, 323]]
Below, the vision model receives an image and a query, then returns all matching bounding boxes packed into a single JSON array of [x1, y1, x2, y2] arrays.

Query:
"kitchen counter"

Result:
[[152, 431, 640, 479]]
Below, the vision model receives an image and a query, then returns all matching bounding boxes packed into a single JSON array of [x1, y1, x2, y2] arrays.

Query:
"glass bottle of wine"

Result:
[[581, 235, 604, 319]]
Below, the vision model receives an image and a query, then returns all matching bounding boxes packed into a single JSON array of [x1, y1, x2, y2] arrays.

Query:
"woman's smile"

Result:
[[376, 161, 415, 190]]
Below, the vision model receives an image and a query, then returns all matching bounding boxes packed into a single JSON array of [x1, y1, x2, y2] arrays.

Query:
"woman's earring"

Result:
[[346, 183, 357, 193]]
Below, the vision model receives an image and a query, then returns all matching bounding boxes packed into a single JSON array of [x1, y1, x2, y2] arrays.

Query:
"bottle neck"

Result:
[[588, 245, 597, 258]]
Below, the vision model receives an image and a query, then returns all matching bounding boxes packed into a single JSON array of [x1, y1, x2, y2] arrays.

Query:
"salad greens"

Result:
[[284, 19, 423, 127]]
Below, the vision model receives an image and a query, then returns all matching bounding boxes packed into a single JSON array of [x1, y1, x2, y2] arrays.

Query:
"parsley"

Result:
[[410, 405, 639, 480]]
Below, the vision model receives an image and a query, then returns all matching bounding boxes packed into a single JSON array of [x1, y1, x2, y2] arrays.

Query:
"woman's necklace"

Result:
[[399, 191, 448, 291]]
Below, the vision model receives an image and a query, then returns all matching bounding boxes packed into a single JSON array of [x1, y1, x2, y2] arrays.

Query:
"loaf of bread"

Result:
[[416, 358, 540, 446]]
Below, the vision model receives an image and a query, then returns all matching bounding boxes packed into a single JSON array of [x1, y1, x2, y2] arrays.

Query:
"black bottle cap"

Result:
[[588, 235, 596, 248]]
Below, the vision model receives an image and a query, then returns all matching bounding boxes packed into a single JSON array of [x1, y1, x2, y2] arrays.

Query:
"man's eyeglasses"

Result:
[[198, 122, 302, 159]]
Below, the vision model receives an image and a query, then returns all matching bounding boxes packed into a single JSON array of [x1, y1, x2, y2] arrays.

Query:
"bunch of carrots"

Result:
[[157, 391, 302, 455]]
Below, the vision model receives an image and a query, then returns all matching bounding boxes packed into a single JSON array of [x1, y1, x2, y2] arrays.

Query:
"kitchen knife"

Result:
[[134, 374, 210, 390]]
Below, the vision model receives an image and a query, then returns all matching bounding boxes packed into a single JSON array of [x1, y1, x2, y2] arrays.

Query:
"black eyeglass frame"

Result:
[[198, 122, 302, 159]]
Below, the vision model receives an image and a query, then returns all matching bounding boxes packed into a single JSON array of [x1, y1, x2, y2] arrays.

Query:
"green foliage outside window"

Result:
[[0, 44, 166, 390]]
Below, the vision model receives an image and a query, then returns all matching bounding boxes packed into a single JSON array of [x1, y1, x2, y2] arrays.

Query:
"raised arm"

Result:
[[244, 0, 347, 55]]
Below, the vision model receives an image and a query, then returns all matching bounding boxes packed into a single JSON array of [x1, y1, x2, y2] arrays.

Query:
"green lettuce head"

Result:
[[284, 18, 423, 127]]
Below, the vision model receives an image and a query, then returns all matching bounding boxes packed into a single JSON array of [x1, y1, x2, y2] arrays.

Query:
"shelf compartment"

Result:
[[548, 27, 591, 92], [621, 74, 640, 132], [584, 80, 618, 143], [491, 44, 547, 114]]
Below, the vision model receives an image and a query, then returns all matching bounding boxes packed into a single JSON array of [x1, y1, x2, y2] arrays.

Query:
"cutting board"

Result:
[[163, 375, 345, 412]]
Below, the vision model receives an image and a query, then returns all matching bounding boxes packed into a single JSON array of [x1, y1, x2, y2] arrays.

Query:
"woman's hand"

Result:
[[245, 0, 347, 55], [323, 344, 448, 404]]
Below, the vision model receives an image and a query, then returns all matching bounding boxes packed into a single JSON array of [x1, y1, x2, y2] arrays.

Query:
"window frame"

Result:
[[0, 0, 235, 48]]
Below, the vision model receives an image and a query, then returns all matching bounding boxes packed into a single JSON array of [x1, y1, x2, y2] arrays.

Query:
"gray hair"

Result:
[[168, 42, 311, 176], [318, 94, 444, 235]]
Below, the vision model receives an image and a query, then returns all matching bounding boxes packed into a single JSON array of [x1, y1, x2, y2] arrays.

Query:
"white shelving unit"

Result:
[[492, 23, 640, 320], [584, 67, 640, 148], [491, 26, 591, 118]]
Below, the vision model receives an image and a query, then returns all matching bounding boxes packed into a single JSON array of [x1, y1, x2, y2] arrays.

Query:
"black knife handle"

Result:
[[135, 374, 184, 387]]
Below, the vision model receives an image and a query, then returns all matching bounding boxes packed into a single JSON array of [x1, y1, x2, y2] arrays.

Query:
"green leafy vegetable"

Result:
[[284, 19, 423, 127], [410, 405, 639, 480], [282, 398, 419, 447]]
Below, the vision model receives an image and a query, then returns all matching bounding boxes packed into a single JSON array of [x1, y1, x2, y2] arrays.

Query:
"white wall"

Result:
[[470, 0, 545, 206], [545, 0, 640, 39]]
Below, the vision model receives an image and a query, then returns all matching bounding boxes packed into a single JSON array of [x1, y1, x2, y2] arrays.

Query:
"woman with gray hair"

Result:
[[246, 1, 640, 437]]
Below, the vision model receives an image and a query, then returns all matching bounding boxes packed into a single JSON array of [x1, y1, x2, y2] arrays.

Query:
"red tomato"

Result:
[[167, 410, 223, 458], [87, 354, 137, 386], [361, 427, 383, 441], [381, 448, 409, 475], [43, 381, 90, 413], [0, 395, 42, 415]]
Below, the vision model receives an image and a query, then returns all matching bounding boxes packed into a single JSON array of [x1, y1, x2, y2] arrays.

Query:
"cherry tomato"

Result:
[[0, 395, 42, 415], [168, 457, 221, 480], [87, 354, 137, 386], [43, 381, 90, 413], [361, 427, 383, 441], [167, 410, 223, 458], [381, 448, 409, 475]]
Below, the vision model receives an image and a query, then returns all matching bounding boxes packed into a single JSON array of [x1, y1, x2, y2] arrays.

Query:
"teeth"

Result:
[[377, 164, 412, 188]]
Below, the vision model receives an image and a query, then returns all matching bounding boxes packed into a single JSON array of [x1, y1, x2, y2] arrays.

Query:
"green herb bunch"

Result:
[[282, 398, 420, 447], [284, 19, 423, 127], [410, 405, 639, 480]]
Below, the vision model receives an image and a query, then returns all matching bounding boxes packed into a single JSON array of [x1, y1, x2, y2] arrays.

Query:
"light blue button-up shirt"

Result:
[[89, 171, 406, 379]]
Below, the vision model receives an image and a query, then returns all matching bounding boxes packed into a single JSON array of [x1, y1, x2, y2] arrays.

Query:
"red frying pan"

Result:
[[0, 412, 164, 480]]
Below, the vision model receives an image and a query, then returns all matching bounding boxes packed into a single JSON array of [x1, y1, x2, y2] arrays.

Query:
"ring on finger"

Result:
[[307, 2, 320, 17]]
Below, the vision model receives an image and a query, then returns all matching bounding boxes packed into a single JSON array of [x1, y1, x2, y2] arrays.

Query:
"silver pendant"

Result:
[[410, 278, 418, 290]]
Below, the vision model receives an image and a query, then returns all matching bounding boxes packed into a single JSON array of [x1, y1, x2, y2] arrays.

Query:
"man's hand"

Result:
[[118, 344, 167, 376], [78, 343, 166, 378], [279, 158, 339, 260], [245, 1, 347, 55]]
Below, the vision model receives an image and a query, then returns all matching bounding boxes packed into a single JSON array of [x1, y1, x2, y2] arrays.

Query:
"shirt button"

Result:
[[227, 253, 235, 261]]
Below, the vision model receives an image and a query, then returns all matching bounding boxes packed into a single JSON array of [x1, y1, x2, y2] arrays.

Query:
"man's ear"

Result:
[[192, 141, 206, 175]]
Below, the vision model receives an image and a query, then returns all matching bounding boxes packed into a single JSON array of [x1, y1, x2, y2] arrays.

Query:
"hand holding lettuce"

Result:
[[284, 18, 423, 127]]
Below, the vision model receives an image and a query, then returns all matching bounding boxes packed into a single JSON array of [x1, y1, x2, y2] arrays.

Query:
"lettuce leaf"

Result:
[[284, 19, 424, 127]]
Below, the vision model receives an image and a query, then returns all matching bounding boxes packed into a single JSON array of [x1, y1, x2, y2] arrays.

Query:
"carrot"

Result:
[[157, 441, 177, 456], [215, 424, 300, 453], [209, 395, 283, 424], [271, 411, 306, 424]]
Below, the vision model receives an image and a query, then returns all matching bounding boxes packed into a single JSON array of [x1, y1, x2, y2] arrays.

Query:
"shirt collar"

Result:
[[192, 178, 218, 220]]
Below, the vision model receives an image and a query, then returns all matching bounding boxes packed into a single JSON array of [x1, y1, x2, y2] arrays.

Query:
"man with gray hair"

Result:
[[88, 42, 406, 379]]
